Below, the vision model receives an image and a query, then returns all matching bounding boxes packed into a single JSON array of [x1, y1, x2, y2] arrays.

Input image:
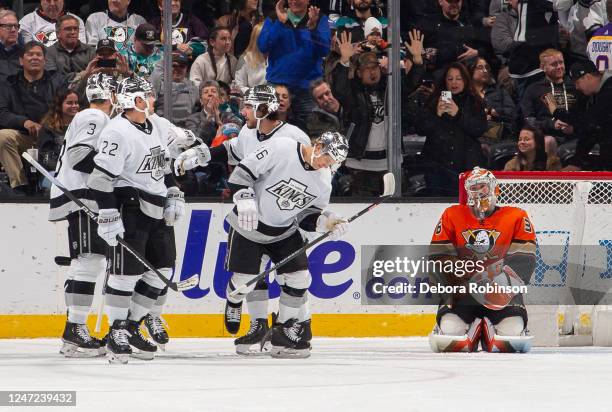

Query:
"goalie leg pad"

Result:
[[429, 317, 483, 353], [482, 316, 533, 353]]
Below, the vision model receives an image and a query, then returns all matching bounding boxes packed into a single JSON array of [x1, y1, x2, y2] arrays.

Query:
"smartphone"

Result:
[[441, 91, 452, 102], [422, 79, 434, 88], [97, 59, 117, 68]]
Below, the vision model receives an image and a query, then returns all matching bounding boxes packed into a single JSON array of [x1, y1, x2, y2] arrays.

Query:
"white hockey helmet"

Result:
[[464, 167, 500, 218], [243, 84, 280, 120], [312, 131, 349, 171], [86, 73, 117, 103], [115, 76, 155, 114]]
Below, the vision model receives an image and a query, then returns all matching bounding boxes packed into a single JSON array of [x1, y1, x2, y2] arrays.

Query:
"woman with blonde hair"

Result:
[[234, 22, 267, 93]]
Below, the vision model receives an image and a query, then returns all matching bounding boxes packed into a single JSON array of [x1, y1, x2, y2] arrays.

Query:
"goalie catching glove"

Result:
[[470, 262, 525, 310], [316, 211, 349, 240], [234, 188, 258, 231], [163, 187, 185, 226], [173, 143, 211, 176], [97, 209, 124, 247]]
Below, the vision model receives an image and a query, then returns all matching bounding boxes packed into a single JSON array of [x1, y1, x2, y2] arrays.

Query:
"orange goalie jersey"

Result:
[[430, 205, 537, 268]]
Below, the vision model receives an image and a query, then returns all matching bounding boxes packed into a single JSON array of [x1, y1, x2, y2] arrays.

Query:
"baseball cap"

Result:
[[172, 53, 190, 66], [135, 23, 159, 45], [357, 52, 379, 69], [96, 38, 115, 53], [569, 60, 598, 81]]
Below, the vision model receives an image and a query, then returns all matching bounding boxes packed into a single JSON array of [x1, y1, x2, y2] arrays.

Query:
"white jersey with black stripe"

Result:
[[224, 122, 310, 166], [88, 114, 169, 219], [227, 137, 332, 244], [49, 108, 110, 221]]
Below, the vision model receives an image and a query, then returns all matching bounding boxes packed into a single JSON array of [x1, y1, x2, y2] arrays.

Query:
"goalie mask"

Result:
[[86, 73, 117, 103], [464, 167, 500, 219], [312, 131, 349, 171], [244, 85, 280, 121], [115, 76, 155, 116]]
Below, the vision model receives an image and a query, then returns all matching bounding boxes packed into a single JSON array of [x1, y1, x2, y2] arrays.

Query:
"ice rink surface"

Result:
[[1, 337, 611, 412]]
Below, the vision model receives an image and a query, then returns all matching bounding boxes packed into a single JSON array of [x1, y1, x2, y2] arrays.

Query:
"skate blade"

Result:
[[129, 349, 155, 360], [106, 351, 129, 364], [236, 343, 271, 356], [157, 344, 166, 352], [270, 346, 311, 359], [60, 342, 101, 358]]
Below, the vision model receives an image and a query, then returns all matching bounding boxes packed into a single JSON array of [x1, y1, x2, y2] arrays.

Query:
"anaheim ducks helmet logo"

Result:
[[462, 229, 501, 259]]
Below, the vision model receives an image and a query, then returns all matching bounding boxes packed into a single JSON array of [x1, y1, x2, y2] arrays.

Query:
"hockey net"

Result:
[[459, 171, 612, 346]]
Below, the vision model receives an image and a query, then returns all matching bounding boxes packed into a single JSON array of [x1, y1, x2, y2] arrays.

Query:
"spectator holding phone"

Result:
[[411, 62, 487, 196], [71, 38, 130, 102]]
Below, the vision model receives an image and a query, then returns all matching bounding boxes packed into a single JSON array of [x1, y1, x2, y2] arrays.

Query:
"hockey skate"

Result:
[[143, 314, 169, 351], [60, 321, 104, 358], [270, 318, 311, 359], [127, 318, 157, 360], [235, 318, 270, 356], [224, 300, 243, 334], [106, 319, 132, 364]]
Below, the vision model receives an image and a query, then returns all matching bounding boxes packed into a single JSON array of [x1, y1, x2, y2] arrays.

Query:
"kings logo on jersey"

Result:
[[266, 178, 316, 211], [137, 146, 166, 181], [462, 229, 501, 259]]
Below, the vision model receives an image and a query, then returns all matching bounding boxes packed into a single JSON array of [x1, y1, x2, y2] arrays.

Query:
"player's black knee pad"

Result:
[[281, 284, 307, 298]]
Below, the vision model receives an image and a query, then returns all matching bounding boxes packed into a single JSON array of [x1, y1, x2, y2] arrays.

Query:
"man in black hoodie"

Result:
[[0, 42, 65, 195], [559, 60, 612, 171]]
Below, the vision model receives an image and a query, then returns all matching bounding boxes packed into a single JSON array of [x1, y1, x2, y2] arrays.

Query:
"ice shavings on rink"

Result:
[[0, 337, 611, 412]]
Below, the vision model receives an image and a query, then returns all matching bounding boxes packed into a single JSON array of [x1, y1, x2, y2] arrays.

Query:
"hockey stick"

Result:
[[94, 259, 111, 333], [22, 152, 199, 292], [229, 172, 396, 297]]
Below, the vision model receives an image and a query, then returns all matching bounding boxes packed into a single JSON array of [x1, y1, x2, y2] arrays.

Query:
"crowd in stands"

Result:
[[0, 0, 611, 198]]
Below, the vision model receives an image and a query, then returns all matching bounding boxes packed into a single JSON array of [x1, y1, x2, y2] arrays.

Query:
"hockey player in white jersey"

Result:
[[136, 115, 195, 349], [224, 131, 349, 358], [49, 73, 116, 357], [174, 84, 312, 354], [87, 76, 185, 364]]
